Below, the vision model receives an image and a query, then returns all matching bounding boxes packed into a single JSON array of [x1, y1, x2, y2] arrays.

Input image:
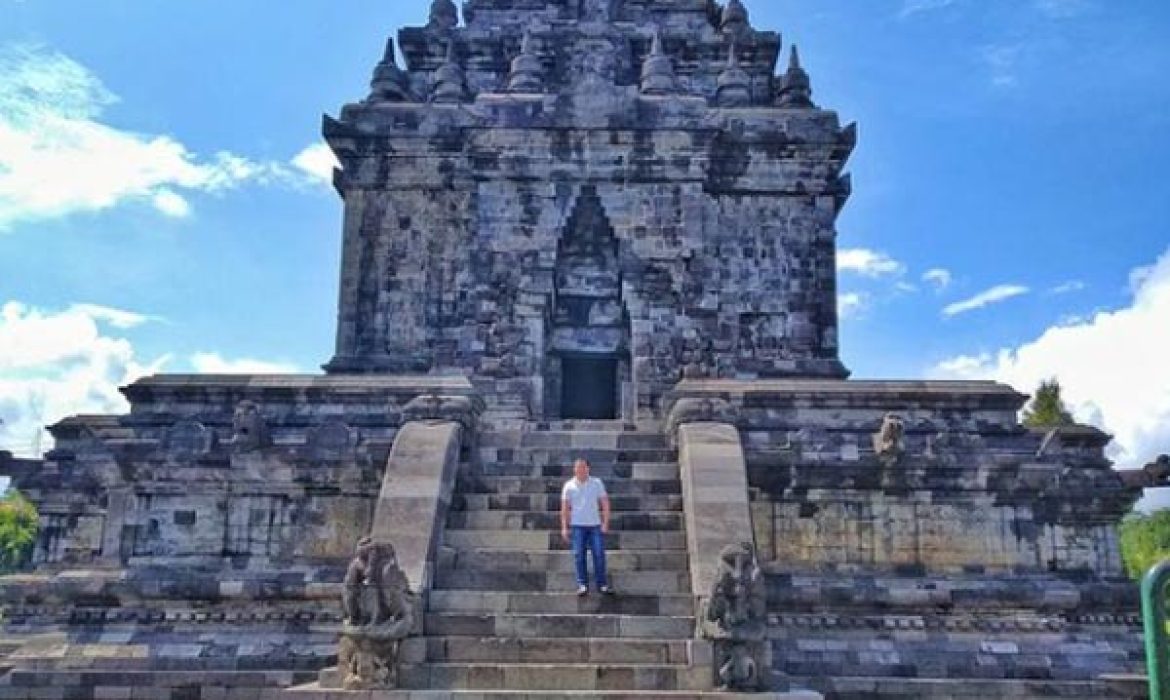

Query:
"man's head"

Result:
[[573, 458, 591, 481]]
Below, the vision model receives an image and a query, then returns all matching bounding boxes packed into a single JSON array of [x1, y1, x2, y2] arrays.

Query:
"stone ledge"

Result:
[[671, 379, 1028, 411]]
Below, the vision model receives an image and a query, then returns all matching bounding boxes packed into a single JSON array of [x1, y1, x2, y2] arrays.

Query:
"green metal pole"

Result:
[[1142, 560, 1170, 700]]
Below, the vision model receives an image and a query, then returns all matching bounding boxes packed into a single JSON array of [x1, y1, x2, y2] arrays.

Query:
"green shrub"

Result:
[[1119, 510, 1170, 580], [0, 490, 37, 572]]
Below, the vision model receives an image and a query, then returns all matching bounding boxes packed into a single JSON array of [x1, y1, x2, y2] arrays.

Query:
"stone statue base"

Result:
[[337, 620, 414, 690], [712, 637, 769, 692]]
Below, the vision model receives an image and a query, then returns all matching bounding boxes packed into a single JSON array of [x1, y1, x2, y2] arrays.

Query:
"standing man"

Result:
[[561, 458, 614, 596]]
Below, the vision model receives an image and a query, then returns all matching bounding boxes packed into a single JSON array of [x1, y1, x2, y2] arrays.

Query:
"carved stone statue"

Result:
[[699, 542, 768, 691], [230, 400, 271, 452], [872, 413, 905, 468], [337, 537, 418, 690], [1145, 455, 1170, 486]]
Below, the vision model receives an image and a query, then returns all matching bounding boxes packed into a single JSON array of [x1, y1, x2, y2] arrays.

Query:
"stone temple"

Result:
[[0, 1, 1160, 698]]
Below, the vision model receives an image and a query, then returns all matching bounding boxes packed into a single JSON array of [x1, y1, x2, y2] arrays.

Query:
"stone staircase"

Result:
[[399, 423, 716, 694]]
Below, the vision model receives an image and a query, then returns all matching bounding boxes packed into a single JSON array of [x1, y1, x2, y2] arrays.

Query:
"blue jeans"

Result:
[[570, 525, 609, 588]]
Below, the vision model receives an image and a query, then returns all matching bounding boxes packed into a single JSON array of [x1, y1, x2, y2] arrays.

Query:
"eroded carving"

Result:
[[230, 401, 271, 453], [402, 393, 479, 429], [699, 542, 768, 692], [165, 420, 216, 458], [338, 537, 419, 690], [872, 413, 905, 468], [309, 420, 355, 459], [1145, 455, 1170, 486], [665, 398, 736, 438]]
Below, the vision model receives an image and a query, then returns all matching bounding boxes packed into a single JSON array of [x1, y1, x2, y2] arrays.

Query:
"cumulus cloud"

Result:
[[930, 246, 1170, 469], [189, 352, 299, 375], [291, 143, 340, 186], [922, 268, 953, 291], [0, 301, 168, 456], [838, 292, 868, 320], [837, 249, 906, 278], [0, 301, 303, 456], [0, 44, 325, 231], [942, 284, 1030, 317]]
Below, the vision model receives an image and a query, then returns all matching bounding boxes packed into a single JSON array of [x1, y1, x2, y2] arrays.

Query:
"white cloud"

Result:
[[0, 301, 168, 456], [66, 303, 159, 329], [292, 143, 339, 186], [838, 292, 868, 320], [189, 352, 299, 375], [899, 0, 959, 19], [150, 189, 191, 218], [0, 44, 309, 231], [838, 249, 906, 278], [922, 268, 953, 291], [1050, 280, 1086, 295], [0, 302, 303, 455], [942, 284, 1030, 317], [930, 246, 1170, 470]]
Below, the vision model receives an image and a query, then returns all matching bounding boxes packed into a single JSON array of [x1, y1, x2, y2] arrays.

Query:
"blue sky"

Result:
[[1, 0, 1169, 476]]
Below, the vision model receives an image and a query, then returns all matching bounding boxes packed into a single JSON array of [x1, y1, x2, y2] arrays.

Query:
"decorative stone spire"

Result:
[[716, 43, 751, 107], [720, 0, 750, 36], [507, 31, 544, 93], [431, 41, 468, 103], [428, 0, 459, 30], [776, 45, 815, 109], [640, 31, 677, 96], [369, 38, 412, 103]]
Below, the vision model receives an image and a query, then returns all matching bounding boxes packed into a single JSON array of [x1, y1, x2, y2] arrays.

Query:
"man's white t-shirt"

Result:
[[561, 476, 608, 527]]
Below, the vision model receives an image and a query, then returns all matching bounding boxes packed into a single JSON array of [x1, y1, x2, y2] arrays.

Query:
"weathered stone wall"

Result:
[[14, 375, 477, 571], [666, 379, 1146, 688], [324, 0, 854, 419], [667, 379, 1139, 580]]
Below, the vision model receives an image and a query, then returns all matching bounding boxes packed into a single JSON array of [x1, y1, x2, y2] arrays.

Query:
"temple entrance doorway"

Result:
[[544, 185, 629, 420], [560, 355, 620, 420]]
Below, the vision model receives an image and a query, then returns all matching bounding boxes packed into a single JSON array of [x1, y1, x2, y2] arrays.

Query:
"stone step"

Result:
[[0, 668, 316, 691], [518, 432, 669, 450], [423, 637, 700, 664], [427, 591, 694, 616], [446, 510, 683, 531], [479, 449, 678, 468], [0, 651, 332, 672], [444, 530, 686, 552], [455, 476, 681, 496], [434, 570, 690, 595], [467, 463, 679, 480], [445, 549, 688, 573], [454, 493, 683, 513], [397, 662, 713, 692], [286, 682, 820, 698], [424, 613, 695, 640], [798, 676, 1127, 699]]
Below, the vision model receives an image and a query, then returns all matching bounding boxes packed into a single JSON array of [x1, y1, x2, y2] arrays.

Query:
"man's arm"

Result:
[[600, 494, 611, 533], [560, 487, 572, 542]]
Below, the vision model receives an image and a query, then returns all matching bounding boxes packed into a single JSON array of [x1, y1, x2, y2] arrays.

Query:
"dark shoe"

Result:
[[576, 585, 589, 597]]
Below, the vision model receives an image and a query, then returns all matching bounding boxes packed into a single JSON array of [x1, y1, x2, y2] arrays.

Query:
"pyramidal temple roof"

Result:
[[354, 0, 815, 109]]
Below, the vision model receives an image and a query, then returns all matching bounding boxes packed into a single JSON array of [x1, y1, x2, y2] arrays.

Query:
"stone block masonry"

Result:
[[0, 1, 1159, 697]]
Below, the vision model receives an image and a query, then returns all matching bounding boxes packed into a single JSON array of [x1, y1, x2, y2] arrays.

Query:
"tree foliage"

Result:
[[1119, 510, 1170, 580], [1022, 379, 1076, 429], [0, 489, 37, 572]]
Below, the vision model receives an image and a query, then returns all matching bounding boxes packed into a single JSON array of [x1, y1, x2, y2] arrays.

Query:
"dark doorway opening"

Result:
[[561, 356, 619, 419]]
